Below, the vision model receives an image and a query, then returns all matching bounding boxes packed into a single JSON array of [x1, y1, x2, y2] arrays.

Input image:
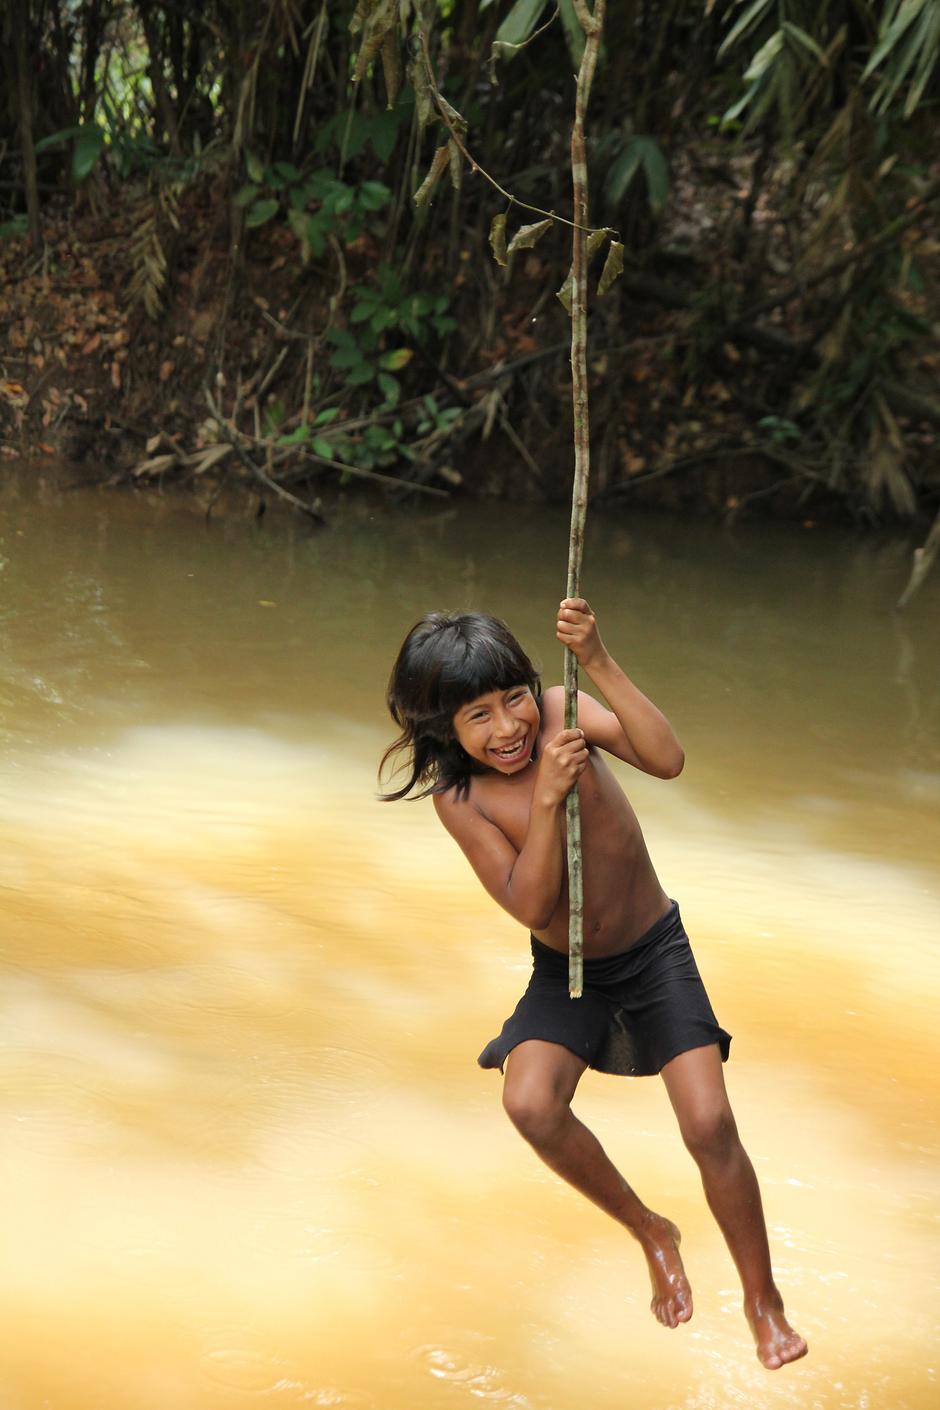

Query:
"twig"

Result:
[[415, 30, 612, 239], [294, 448, 450, 497], [205, 388, 327, 523], [499, 412, 543, 490], [897, 506, 940, 610]]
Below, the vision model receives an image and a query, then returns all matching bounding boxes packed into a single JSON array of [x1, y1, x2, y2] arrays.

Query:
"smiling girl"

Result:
[[379, 601, 806, 1370]]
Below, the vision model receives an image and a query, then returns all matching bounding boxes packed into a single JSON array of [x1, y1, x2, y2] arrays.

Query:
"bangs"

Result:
[[436, 632, 537, 716]]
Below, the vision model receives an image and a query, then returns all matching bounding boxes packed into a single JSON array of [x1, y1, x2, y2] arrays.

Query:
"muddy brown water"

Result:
[[0, 471, 937, 1409]]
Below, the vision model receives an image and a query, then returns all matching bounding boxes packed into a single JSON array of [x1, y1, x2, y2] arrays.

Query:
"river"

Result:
[[0, 469, 937, 1409]]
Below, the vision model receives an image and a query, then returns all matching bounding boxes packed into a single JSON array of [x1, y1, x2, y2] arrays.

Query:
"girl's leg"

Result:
[[503, 1038, 692, 1328], [659, 1044, 808, 1369]]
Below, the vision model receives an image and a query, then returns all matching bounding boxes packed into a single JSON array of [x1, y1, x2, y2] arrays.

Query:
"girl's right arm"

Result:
[[433, 728, 587, 931]]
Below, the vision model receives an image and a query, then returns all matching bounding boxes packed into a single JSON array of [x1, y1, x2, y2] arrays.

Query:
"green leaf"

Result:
[[331, 345, 367, 370], [743, 30, 784, 84], [314, 408, 341, 425], [72, 127, 105, 184], [313, 436, 336, 458], [305, 214, 327, 257], [605, 137, 668, 215], [245, 198, 279, 228], [350, 301, 377, 323], [369, 110, 400, 162], [379, 265, 403, 301], [378, 348, 413, 371], [327, 328, 357, 350], [781, 22, 828, 66], [277, 424, 311, 446], [863, 0, 929, 79], [377, 372, 400, 404], [234, 183, 261, 208], [273, 161, 301, 184], [640, 139, 669, 215], [245, 151, 265, 183], [558, 0, 586, 66], [0, 214, 28, 239], [605, 140, 644, 208], [494, 0, 550, 49], [359, 179, 391, 211], [717, 0, 774, 59], [34, 124, 85, 155], [345, 364, 375, 386]]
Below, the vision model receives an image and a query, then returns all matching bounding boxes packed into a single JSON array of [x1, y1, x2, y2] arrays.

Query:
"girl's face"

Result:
[[451, 685, 540, 775]]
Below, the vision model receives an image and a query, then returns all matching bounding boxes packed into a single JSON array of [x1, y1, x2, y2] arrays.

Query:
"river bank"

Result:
[[3, 185, 939, 535]]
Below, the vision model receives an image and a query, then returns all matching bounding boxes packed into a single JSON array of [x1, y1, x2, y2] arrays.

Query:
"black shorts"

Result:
[[478, 901, 731, 1077]]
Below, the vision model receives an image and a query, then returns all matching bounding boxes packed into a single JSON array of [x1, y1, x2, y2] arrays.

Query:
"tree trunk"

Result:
[[9, 0, 41, 247]]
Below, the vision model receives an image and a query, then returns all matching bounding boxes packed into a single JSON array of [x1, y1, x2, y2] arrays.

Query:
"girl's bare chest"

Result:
[[473, 754, 631, 854]]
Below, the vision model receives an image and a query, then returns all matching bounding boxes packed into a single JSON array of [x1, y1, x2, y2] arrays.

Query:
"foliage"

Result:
[[0, 0, 938, 522], [235, 156, 392, 258]]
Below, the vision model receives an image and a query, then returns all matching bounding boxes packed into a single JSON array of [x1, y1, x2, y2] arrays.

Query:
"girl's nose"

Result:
[[492, 708, 515, 738]]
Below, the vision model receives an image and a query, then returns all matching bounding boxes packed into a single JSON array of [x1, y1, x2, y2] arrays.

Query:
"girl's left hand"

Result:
[[556, 598, 607, 669]]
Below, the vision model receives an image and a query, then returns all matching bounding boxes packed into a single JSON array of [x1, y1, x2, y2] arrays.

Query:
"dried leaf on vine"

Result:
[[556, 267, 574, 314], [597, 240, 624, 295], [435, 92, 469, 141], [506, 218, 553, 258], [586, 227, 611, 260], [353, 0, 396, 82], [381, 32, 402, 108], [489, 212, 508, 267], [413, 146, 450, 208], [447, 139, 462, 191], [349, 0, 378, 37], [409, 56, 434, 128]]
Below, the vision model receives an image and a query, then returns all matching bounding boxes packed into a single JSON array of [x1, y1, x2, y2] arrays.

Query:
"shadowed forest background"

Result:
[[1, 0, 939, 530]]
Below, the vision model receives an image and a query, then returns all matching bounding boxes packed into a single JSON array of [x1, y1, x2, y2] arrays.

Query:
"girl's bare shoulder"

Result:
[[540, 685, 565, 735]]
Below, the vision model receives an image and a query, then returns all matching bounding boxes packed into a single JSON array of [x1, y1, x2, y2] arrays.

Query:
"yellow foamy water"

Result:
[[0, 478, 937, 1408]]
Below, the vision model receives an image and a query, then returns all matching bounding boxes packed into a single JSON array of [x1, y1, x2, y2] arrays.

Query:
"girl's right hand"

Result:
[[536, 728, 589, 806]]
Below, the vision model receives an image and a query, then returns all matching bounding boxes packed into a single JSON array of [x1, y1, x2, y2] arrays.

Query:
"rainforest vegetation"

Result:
[[1, 0, 939, 534]]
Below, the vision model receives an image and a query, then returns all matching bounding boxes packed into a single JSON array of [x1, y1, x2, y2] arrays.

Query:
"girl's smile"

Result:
[[453, 686, 540, 774]]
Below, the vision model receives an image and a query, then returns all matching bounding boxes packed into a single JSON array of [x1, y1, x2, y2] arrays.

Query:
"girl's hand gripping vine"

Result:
[[556, 597, 608, 673], [535, 728, 589, 808]]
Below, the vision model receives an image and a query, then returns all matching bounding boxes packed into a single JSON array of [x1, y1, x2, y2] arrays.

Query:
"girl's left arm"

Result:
[[554, 597, 685, 779]]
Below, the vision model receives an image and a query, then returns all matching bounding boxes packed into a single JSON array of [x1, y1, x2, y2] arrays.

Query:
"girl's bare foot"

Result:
[[637, 1214, 693, 1329], [745, 1293, 808, 1369]]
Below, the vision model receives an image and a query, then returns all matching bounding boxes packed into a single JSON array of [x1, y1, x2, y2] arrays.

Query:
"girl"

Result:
[[380, 599, 807, 1370]]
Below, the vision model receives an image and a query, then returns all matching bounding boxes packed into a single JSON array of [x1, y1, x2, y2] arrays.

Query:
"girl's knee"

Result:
[[679, 1103, 739, 1163], [502, 1078, 569, 1145]]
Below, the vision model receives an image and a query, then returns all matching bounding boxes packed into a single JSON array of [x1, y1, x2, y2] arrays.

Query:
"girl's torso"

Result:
[[468, 693, 670, 957]]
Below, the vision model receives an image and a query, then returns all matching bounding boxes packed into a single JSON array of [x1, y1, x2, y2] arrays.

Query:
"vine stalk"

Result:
[[565, 0, 606, 999]]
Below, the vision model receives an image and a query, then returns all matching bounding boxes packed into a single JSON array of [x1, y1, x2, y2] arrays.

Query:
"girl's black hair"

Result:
[[379, 611, 541, 801]]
